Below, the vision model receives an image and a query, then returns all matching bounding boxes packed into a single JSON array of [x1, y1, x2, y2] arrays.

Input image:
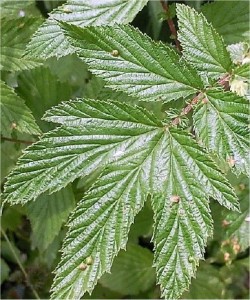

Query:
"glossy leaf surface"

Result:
[[177, 4, 232, 79], [26, 0, 149, 58], [61, 23, 203, 101]]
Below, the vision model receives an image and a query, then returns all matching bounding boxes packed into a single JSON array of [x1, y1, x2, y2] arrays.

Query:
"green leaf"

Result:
[[16, 66, 72, 131], [2, 99, 162, 205], [0, 0, 40, 19], [1, 241, 22, 264], [26, 186, 75, 251], [2, 99, 239, 299], [182, 262, 229, 299], [100, 244, 155, 295], [234, 63, 250, 81], [176, 4, 232, 79], [51, 155, 149, 298], [201, 0, 250, 45], [26, 0, 149, 59], [61, 23, 204, 101], [128, 203, 153, 243], [1, 17, 42, 71], [0, 258, 10, 284], [1, 141, 26, 182], [224, 181, 249, 251], [150, 126, 240, 299], [0, 80, 41, 137], [193, 90, 249, 175]]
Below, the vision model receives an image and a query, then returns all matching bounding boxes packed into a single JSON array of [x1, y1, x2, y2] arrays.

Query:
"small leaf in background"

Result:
[[16, 66, 72, 131], [201, 1, 250, 44], [1, 258, 10, 284], [26, 186, 75, 252], [100, 244, 155, 295], [182, 262, 231, 299], [0, 80, 41, 137], [1, 17, 43, 71], [0, 0, 41, 19]]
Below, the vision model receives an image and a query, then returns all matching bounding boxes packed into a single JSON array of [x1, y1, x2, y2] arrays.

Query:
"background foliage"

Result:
[[1, 0, 249, 299]]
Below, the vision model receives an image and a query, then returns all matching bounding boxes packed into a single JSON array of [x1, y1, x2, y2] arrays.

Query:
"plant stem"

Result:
[[160, 0, 182, 52], [1, 228, 40, 299], [169, 92, 203, 127], [1, 136, 34, 145]]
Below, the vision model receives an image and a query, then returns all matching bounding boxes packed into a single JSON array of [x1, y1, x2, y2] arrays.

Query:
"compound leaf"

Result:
[[0, 80, 41, 137], [2, 99, 239, 299], [26, 0, 149, 59], [193, 90, 249, 175], [61, 23, 204, 101], [1, 17, 42, 71], [177, 4, 232, 79]]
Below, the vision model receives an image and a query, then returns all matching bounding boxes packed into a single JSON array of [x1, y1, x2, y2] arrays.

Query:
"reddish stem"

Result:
[[170, 93, 203, 127], [160, 0, 182, 52]]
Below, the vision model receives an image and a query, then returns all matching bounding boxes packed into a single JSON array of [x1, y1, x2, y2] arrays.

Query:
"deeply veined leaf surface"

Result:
[[2, 99, 162, 205], [2, 99, 239, 299], [51, 124, 238, 299], [193, 90, 249, 175], [1, 17, 42, 71], [51, 148, 151, 298], [26, 0, 149, 59], [0, 80, 41, 137], [61, 23, 204, 102], [150, 128, 240, 298], [177, 4, 232, 79]]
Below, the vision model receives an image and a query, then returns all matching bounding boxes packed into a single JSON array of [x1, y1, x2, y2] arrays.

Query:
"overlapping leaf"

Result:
[[1, 17, 42, 71], [201, 0, 250, 44], [2, 99, 239, 299], [26, 0, 149, 59], [61, 23, 204, 101], [177, 4, 232, 79], [193, 90, 249, 175], [0, 80, 41, 137]]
